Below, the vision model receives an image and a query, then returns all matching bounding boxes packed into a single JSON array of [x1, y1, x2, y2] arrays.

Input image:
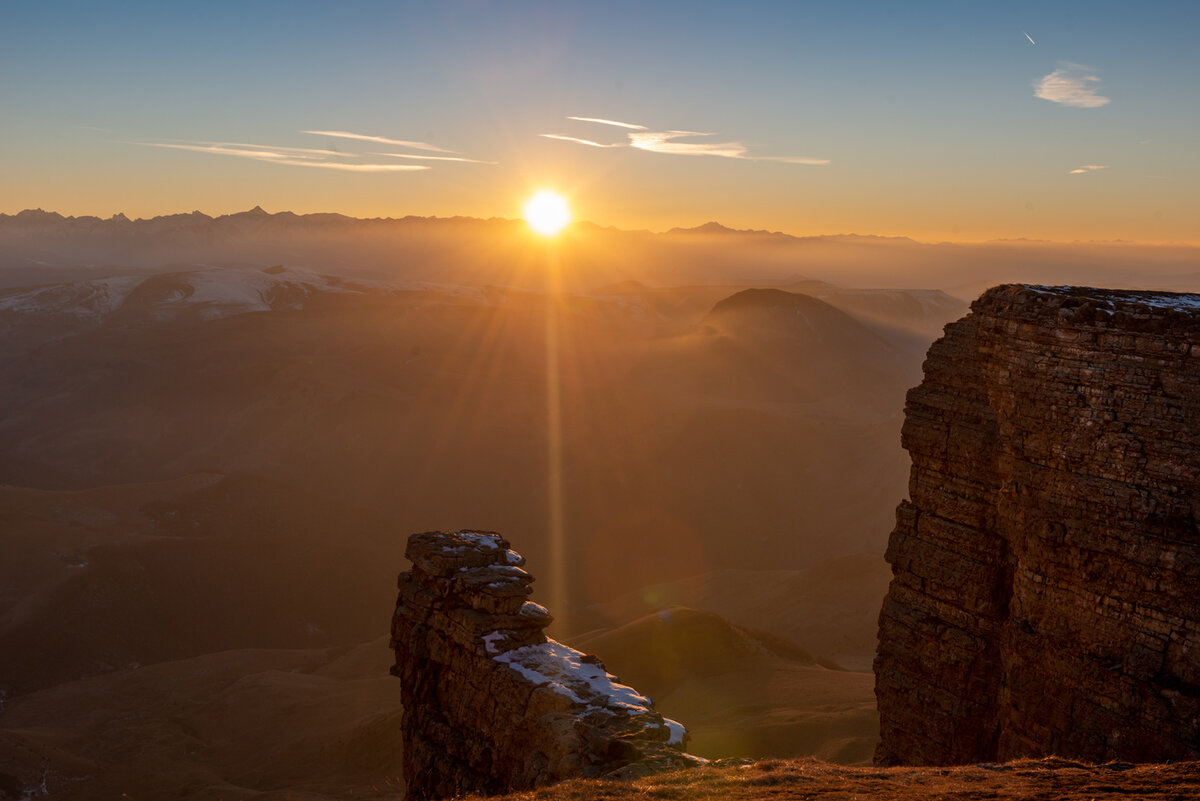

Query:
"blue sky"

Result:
[[2, 1, 1197, 242]]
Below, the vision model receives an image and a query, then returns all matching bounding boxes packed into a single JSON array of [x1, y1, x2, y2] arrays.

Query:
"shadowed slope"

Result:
[[0, 473, 407, 695], [0, 638, 405, 800]]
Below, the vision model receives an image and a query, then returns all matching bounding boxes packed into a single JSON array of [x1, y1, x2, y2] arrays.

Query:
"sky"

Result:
[[1, 0, 1198, 243]]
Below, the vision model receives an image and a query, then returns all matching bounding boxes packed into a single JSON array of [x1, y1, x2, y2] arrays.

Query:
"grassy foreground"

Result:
[[461, 757, 1200, 801]]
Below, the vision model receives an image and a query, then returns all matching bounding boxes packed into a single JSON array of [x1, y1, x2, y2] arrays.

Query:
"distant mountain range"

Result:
[[0, 207, 905, 241], [4, 208, 1198, 298]]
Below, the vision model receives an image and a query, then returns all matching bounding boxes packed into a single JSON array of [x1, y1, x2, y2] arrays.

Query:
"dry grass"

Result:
[[463, 757, 1200, 801]]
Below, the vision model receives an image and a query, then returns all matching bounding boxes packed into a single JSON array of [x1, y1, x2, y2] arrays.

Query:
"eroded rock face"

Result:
[[875, 285, 1200, 766], [391, 530, 698, 800]]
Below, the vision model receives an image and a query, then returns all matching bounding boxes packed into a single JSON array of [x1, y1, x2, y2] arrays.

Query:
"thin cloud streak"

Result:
[[757, 155, 834, 165], [374, 152, 497, 164], [174, 140, 352, 159], [1035, 63, 1111, 108], [539, 134, 623, 148], [1024, 31, 1036, 45], [1069, 164, 1108, 174], [566, 116, 647, 130], [144, 143, 310, 161], [298, 161, 431, 172], [136, 129, 491, 173], [545, 117, 829, 165], [140, 142, 429, 171], [302, 130, 455, 153]]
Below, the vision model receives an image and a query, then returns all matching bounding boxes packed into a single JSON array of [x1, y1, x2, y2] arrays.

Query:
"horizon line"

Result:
[[1, 206, 1196, 248]]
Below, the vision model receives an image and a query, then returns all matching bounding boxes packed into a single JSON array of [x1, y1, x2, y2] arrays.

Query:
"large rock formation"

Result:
[[876, 285, 1200, 765], [391, 530, 698, 800]]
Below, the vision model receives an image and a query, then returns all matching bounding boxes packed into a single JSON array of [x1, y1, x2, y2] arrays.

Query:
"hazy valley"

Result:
[[1, 210, 1198, 798]]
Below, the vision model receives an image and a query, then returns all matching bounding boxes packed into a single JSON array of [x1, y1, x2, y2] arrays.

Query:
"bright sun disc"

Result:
[[524, 190, 571, 236]]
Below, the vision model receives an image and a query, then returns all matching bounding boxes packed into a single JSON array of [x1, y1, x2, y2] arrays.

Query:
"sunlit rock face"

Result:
[[875, 284, 1200, 765], [391, 530, 698, 800]]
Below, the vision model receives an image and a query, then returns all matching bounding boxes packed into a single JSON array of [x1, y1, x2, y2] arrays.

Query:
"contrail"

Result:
[[1024, 31, 1036, 45]]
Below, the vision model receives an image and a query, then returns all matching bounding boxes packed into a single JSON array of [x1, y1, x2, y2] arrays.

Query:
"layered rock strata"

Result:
[[391, 530, 697, 800], [876, 284, 1200, 765]]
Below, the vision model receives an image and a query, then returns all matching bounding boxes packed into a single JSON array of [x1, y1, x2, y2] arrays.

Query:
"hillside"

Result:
[[573, 607, 877, 763], [576, 554, 891, 672]]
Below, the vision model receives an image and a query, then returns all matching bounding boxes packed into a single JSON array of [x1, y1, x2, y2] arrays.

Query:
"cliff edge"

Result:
[[391, 530, 699, 800], [876, 284, 1200, 765]]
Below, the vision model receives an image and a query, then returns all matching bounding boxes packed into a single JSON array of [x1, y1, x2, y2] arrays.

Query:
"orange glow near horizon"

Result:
[[8, 190, 1200, 247]]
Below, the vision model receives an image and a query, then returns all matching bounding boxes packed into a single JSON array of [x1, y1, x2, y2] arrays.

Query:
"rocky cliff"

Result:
[[391, 530, 698, 800], [876, 284, 1200, 765]]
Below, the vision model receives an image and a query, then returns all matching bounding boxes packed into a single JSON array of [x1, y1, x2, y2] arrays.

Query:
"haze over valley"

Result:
[[1, 208, 1198, 797]]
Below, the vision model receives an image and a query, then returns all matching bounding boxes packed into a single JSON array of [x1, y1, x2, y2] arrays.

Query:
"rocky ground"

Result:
[[462, 757, 1200, 801]]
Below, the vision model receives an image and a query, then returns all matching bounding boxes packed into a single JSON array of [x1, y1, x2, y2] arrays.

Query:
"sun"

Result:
[[523, 190, 571, 236]]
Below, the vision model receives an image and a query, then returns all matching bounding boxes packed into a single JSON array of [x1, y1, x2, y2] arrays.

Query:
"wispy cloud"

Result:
[[141, 142, 430, 171], [539, 134, 623, 148], [178, 141, 353, 159], [302, 130, 454, 153], [284, 161, 430, 173], [543, 117, 829, 165], [1069, 164, 1108, 174], [373, 152, 497, 164], [757, 155, 836, 165], [137, 130, 491, 173], [628, 130, 747, 158], [565, 116, 647, 130], [1034, 63, 1110, 108]]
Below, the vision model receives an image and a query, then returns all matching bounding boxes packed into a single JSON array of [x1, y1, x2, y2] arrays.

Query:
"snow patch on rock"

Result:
[[494, 640, 655, 713]]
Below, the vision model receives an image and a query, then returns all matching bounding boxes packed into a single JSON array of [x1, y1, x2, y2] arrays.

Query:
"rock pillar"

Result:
[[391, 530, 697, 799]]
